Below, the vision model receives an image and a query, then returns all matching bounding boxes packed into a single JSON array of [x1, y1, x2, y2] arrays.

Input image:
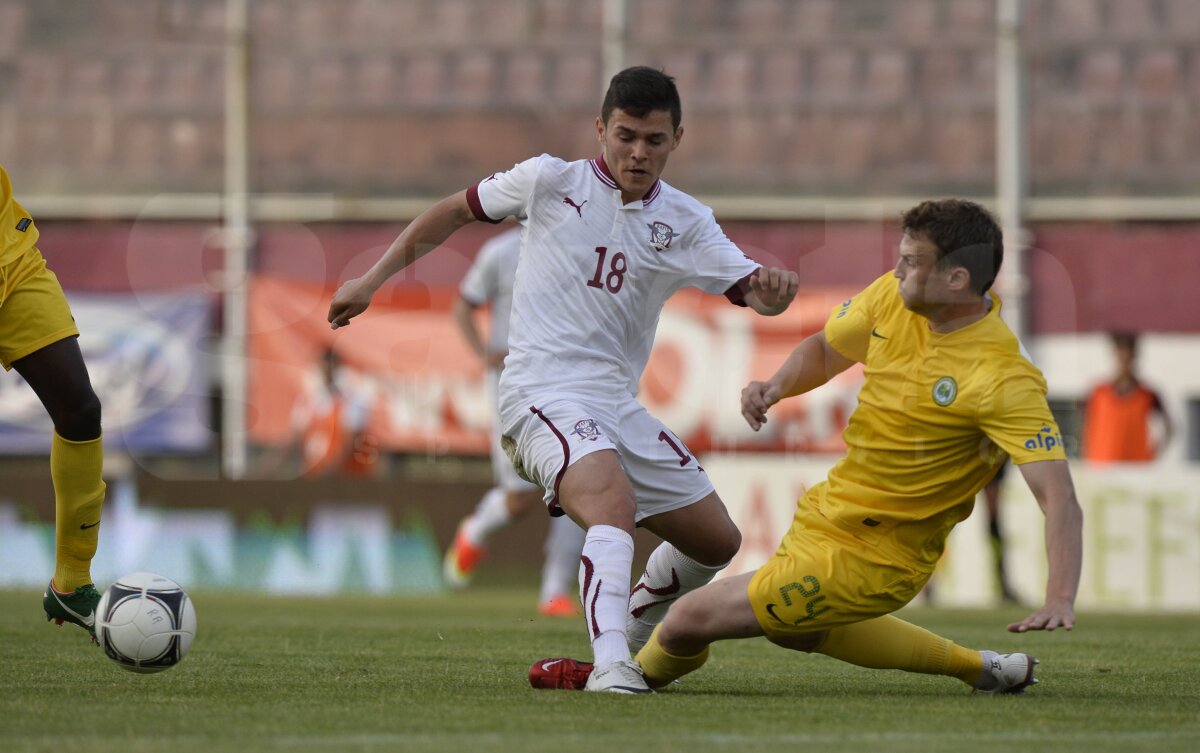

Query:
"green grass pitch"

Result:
[[2, 587, 1198, 753]]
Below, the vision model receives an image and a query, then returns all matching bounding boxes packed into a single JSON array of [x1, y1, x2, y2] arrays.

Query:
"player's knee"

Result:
[[694, 521, 741, 567], [717, 524, 742, 563], [53, 389, 102, 442]]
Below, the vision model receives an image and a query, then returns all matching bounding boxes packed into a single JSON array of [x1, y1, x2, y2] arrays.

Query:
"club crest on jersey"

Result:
[[932, 376, 958, 406], [647, 221, 679, 251], [571, 419, 602, 441]]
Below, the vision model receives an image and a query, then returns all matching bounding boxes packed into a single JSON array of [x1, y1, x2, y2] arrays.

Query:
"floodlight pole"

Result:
[[602, 0, 629, 85], [996, 0, 1028, 341], [221, 0, 251, 479]]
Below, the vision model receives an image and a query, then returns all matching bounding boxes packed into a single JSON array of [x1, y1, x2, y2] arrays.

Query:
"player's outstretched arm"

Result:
[[741, 331, 854, 431], [744, 267, 799, 316], [1009, 459, 1083, 633], [328, 190, 476, 330]]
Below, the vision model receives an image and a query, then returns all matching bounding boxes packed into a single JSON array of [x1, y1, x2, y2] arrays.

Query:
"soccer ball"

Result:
[[95, 572, 197, 673]]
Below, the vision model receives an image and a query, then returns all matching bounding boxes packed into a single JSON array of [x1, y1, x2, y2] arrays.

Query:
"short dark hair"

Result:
[[601, 66, 682, 130], [1110, 331, 1139, 353], [900, 199, 1004, 295]]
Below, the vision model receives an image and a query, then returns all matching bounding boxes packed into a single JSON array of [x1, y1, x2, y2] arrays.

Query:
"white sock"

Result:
[[538, 514, 586, 603], [462, 487, 511, 546], [579, 524, 635, 667], [626, 543, 729, 651]]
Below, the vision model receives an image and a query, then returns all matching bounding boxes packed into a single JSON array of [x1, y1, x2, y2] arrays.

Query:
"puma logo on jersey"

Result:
[[562, 196, 587, 217]]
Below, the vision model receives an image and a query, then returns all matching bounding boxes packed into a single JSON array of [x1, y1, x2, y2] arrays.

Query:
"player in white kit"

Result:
[[328, 67, 799, 693], [444, 225, 586, 617]]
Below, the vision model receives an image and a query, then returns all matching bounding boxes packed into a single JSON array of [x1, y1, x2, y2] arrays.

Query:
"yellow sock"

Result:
[[634, 625, 710, 688], [815, 615, 983, 686], [51, 431, 106, 592]]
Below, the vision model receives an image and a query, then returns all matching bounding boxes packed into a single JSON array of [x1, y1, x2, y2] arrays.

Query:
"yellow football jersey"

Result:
[[1, 164, 39, 268], [819, 273, 1066, 568]]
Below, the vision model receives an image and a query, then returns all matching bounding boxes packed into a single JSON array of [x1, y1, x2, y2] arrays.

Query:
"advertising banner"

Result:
[[705, 456, 1200, 611], [248, 276, 862, 459], [0, 293, 213, 454]]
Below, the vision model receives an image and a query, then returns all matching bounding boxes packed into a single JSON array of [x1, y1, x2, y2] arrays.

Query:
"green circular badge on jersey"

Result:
[[932, 376, 958, 406]]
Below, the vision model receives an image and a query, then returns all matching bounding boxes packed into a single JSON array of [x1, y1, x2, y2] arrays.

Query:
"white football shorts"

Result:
[[499, 392, 714, 521], [486, 370, 539, 493]]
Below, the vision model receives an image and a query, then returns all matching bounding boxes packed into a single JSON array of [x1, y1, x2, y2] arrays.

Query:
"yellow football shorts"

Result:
[[0, 246, 79, 370], [747, 483, 933, 640]]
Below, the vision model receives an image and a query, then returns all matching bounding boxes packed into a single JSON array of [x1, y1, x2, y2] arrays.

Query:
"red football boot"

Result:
[[528, 657, 594, 690]]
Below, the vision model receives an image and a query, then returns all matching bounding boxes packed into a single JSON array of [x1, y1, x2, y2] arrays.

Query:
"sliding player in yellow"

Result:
[[628, 199, 1084, 693], [1, 164, 106, 641], [518, 198, 1083, 694]]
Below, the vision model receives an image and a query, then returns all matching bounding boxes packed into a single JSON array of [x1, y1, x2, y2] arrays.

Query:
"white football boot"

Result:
[[974, 651, 1040, 694], [584, 659, 653, 694]]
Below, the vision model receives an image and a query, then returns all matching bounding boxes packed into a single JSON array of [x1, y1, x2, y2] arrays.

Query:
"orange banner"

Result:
[[248, 276, 862, 460]]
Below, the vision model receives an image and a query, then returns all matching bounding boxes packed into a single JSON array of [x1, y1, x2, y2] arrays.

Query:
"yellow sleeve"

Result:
[[823, 274, 890, 363], [978, 371, 1068, 464]]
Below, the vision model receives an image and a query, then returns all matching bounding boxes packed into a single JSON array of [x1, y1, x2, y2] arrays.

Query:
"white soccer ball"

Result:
[[95, 572, 196, 673]]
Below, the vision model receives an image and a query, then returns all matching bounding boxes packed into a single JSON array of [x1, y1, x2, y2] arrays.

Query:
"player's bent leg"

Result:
[[628, 493, 741, 651], [635, 572, 763, 688], [812, 614, 990, 688], [558, 451, 647, 692], [14, 339, 105, 636], [640, 491, 740, 567], [625, 540, 731, 651], [12, 337, 101, 442]]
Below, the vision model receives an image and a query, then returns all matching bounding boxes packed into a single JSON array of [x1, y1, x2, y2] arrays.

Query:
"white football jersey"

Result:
[[467, 153, 760, 399], [459, 226, 522, 354]]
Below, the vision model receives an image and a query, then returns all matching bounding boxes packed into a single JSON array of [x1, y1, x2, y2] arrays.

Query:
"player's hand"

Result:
[[1007, 598, 1075, 633], [486, 349, 508, 368], [749, 267, 799, 314], [741, 380, 782, 431], [328, 277, 378, 330]]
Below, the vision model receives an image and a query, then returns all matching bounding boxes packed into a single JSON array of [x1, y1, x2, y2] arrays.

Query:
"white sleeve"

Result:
[[459, 240, 498, 306], [684, 212, 761, 298], [466, 155, 545, 224]]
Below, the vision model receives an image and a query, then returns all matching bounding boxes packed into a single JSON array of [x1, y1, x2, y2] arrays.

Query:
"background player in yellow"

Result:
[[0, 164, 106, 641], [625, 199, 1083, 693]]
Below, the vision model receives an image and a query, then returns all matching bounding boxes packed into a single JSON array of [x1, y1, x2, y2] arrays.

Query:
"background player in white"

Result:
[[444, 225, 586, 617], [328, 67, 799, 693]]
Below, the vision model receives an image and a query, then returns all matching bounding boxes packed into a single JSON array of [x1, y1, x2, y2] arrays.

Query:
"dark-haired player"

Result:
[[328, 67, 799, 693]]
